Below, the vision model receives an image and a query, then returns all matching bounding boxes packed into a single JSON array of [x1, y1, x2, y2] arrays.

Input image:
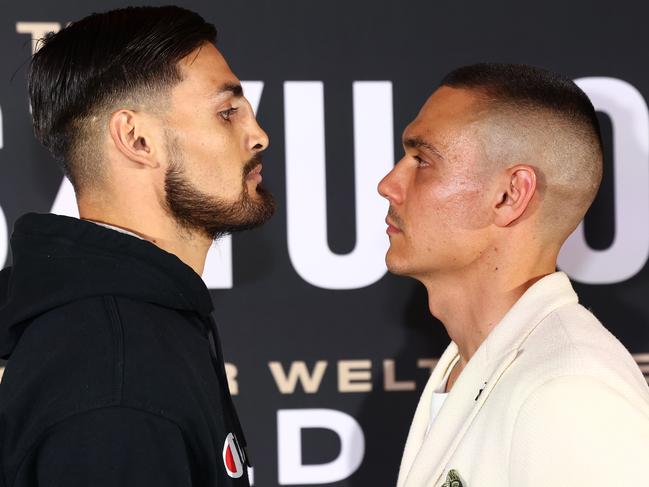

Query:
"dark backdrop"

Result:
[[0, 1, 648, 485]]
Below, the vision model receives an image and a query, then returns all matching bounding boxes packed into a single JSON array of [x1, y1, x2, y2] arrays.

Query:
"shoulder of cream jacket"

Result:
[[397, 272, 649, 487]]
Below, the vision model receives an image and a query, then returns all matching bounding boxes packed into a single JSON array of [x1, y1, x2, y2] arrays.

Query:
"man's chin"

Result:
[[385, 251, 412, 277]]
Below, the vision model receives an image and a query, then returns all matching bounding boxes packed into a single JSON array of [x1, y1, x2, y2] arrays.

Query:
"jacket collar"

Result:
[[398, 272, 578, 487]]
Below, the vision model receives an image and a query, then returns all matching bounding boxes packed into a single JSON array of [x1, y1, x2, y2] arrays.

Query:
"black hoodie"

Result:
[[0, 213, 250, 487]]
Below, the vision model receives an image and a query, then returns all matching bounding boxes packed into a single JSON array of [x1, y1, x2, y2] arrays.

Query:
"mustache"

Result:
[[388, 206, 404, 229], [243, 154, 263, 177]]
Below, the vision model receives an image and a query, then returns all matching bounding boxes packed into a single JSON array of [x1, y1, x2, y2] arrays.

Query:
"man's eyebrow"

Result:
[[216, 82, 243, 98], [403, 136, 445, 159]]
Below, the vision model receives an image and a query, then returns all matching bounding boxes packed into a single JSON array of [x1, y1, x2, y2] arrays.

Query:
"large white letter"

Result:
[[202, 81, 264, 289], [277, 408, 364, 485], [284, 81, 391, 289], [51, 177, 78, 217], [16, 22, 62, 54], [558, 77, 649, 284]]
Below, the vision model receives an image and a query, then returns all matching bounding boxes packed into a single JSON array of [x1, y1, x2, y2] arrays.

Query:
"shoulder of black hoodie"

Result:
[[0, 294, 213, 487]]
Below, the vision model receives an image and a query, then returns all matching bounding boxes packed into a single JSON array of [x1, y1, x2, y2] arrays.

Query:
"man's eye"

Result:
[[218, 107, 238, 121], [413, 155, 429, 167]]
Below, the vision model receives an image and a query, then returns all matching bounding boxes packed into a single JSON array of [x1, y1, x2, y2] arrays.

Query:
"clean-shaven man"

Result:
[[0, 6, 273, 486], [378, 63, 649, 487]]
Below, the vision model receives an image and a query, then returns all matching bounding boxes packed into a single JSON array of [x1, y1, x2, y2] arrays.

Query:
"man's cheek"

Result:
[[439, 186, 489, 231]]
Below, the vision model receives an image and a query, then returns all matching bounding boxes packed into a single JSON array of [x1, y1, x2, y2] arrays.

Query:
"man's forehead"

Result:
[[177, 43, 241, 98], [420, 86, 485, 120], [403, 88, 486, 142], [179, 42, 225, 68], [401, 114, 444, 150]]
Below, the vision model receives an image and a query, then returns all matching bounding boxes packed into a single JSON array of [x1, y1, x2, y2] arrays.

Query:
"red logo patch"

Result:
[[222, 432, 244, 478]]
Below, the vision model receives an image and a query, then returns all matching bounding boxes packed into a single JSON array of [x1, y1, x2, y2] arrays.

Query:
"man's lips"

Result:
[[385, 217, 402, 235], [246, 164, 263, 182]]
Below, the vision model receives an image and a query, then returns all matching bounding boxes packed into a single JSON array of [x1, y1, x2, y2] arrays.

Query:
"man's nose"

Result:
[[377, 161, 405, 205], [249, 119, 269, 153]]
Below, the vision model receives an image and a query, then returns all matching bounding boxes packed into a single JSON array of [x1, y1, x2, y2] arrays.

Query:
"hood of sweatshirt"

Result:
[[0, 212, 214, 358]]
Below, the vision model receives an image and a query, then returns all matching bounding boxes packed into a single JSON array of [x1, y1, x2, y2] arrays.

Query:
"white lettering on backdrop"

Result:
[[284, 81, 391, 289], [558, 77, 649, 284], [16, 22, 62, 54], [277, 408, 365, 485]]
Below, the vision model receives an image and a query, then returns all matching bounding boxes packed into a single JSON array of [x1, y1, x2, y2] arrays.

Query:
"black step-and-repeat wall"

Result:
[[1, 1, 648, 485]]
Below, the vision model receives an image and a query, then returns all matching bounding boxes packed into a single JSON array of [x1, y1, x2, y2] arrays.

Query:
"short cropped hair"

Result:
[[28, 6, 217, 190], [440, 63, 603, 239], [440, 63, 602, 153]]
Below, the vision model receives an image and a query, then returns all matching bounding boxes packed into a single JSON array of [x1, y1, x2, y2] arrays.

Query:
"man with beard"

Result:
[[379, 64, 649, 486], [0, 6, 273, 487]]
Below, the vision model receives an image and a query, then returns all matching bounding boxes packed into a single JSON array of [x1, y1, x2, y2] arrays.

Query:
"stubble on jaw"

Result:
[[162, 134, 275, 241]]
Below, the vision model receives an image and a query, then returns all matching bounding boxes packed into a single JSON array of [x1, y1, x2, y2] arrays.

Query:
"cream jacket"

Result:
[[397, 272, 649, 487]]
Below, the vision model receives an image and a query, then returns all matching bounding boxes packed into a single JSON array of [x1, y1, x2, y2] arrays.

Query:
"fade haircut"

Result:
[[28, 6, 217, 192], [440, 63, 603, 240]]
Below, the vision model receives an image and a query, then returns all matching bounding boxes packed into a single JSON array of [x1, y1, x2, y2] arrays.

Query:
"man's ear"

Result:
[[493, 165, 537, 227], [108, 110, 160, 168]]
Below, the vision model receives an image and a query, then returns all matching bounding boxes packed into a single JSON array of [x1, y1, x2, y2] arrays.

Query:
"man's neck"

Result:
[[78, 205, 212, 276], [422, 259, 556, 370]]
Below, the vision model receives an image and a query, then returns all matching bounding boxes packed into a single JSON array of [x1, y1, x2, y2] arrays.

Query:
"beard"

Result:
[[163, 136, 275, 241]]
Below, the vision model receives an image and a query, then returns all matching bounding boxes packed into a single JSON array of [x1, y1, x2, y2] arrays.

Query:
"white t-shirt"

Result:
[[87, 220, 143, 240], [425, 356, 459, 434]]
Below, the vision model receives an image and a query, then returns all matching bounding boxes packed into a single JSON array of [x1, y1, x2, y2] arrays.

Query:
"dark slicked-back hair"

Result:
[[440, 63, 603, 152], [28, 5, 217, 189]]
